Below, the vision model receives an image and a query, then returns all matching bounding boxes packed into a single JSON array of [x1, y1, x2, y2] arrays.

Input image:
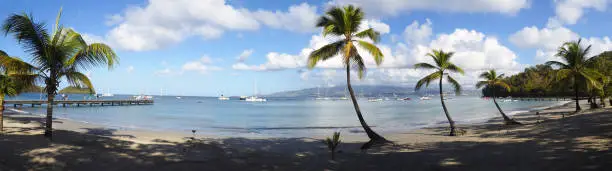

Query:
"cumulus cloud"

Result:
[[546, 0, 610, 27], [105, 0, 320, 51], [182, 56, 222, 74], [237, 19, 524, 87], [328, 0, 530, 16], [509, 26, 612, 63]]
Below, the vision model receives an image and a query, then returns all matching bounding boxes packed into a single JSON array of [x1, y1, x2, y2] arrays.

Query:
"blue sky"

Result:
[[1, 0, 611, 96]]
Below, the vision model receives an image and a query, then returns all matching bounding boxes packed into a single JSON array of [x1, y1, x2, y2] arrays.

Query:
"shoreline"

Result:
[[4, 100, 573, 144]]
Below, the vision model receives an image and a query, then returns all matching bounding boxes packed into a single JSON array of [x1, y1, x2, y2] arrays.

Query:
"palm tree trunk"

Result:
[[345, 66, 388, 149], [492, 93, 521, 125], [574, 76, 581, 111], [439, 75, 456, 136], [44, 92, 54, 139], [0, 96, 4, 132]]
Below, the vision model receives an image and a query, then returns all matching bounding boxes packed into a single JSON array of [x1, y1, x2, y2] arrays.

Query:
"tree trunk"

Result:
[[574, 75, 581, 112], [492, 93, 521, 125], [0, 96, 4, 132], [44, 92, 54, 139], [439, 74, 456, 136], [600, 96, 605, 107], [345, 66, 389, 149]]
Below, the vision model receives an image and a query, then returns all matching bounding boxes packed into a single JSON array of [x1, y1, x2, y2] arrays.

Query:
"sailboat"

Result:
[[338, 87, 349, 100], [245, 80, 266, 102], [102, 88, 114, 97], [315, 86, 331, 100]]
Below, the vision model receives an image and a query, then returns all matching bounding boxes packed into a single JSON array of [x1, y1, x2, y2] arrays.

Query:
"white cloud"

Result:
[[237, 49, 254, 62], [547, 0, 610, 26], [81, 33, 107, 44], [403, 19, 432, 46], [232, 19, 394, 71], [106, 0, 321, 51], [509, 26, 612, 63], [251, 3, 319, 33], [126, 66, 135, 73], [182, 56, 222, 74], [328, 0, 530, 16]]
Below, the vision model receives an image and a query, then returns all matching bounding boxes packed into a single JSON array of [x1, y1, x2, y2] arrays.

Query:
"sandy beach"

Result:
[[1, 101, 611, 171]]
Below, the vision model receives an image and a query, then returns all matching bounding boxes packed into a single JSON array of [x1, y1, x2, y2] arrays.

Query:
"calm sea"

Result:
[[8, 93, 567, 137]]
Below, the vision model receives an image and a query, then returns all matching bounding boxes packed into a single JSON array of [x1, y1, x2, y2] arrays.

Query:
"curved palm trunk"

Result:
[[574, 75, 581, 112], [491, 93, 521, 125], [345, 66, 388, 149], [0, 96, 4, 132], [439, 75, 456, 136]]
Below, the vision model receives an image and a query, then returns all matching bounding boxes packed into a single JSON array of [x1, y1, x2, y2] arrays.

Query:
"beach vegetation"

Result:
[[2, 8, 118, 139], [414, 49, 465, 136], [324, 131, 341, 160], [0, 50, 37, 132], [308, 5, 390, 149], [476, 69, 522, 125]]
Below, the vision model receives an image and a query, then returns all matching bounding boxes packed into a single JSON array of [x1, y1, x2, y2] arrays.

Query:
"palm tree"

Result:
[[3, 8, 118, 139], [545, 39, 601, 112], [476, 69, 521, 125], [0, 50, 37, 132], [414, 50, 464, 136], [308, 5, 389, 149]]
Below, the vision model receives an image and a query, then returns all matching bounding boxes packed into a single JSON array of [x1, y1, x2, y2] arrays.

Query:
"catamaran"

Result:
[[101, 88, 114, 97]]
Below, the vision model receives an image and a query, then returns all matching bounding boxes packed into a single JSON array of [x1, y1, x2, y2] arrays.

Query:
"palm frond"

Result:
[[446, 63, 464, 74], [415, 71, 441, 90], [545, 60, 569, 69], [350, 53, 366, 79], [3, 13, 50, 61], [414, 62, 437, 70], [354, 28, 380, 43], [66, 43, 118, 70], [307, 40, 344, 69], [356, 40, 383, 65], [446, 75, 462, 95], [62, 71, 94, 93], [494, 81, 512, 92], [475, 81, 488, 89]]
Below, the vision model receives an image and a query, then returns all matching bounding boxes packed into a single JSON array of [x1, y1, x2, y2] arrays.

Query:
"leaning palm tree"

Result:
[[308, 5, 389, 149], [3, 8, 118, 139], [476, 69, 521, 125], [0, 50, 37, 132], [545, 39, 601, 112], [414, 49, 464, 136]]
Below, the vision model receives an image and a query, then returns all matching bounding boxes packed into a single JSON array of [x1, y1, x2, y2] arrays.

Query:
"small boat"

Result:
[[133, 94, 153, 100], [218, 95, 229, 100], [400, 97, 411, 101], [176, 96, 182, 99], [245, 96, 266, 102], [368, 98, 383, 102], [420, 96, 432, 100], [101, 88, 114, 97], [239, 96, 247, 100], [338, 97, 348, 100]]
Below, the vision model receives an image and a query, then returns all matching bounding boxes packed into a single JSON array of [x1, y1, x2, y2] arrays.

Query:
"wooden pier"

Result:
[[4, 99, 154, 108]]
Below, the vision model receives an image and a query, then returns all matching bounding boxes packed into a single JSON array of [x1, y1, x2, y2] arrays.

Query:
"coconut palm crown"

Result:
[[3, 8, 118, 139], [545, 39, 601, 112]]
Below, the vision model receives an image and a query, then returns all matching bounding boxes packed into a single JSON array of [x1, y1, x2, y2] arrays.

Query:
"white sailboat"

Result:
[[102, 88, 114, 97], [245, 80, 266, 102]]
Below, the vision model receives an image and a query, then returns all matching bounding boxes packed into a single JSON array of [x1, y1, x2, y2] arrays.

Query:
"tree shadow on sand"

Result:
[[0, 110, 611, 171]]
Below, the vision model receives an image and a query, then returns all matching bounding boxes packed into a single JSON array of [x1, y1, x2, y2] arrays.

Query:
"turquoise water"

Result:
[[9, 93, 567, 137]]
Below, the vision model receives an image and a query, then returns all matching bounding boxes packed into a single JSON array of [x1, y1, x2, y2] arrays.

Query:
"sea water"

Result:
[[8, 93, 567, 137]]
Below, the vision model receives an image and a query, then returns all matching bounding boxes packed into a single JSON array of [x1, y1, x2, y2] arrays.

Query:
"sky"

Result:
[[1, 0, 611, 96]]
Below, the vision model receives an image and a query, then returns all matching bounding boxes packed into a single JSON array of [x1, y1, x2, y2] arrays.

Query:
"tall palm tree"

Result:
[[545, 39, 601, 112], [3, 8, 118, 139], [476, 69, 521, 125], [0, 50, 37, 132], [414, 50, 464, 136], [308, 5, 389, 149]]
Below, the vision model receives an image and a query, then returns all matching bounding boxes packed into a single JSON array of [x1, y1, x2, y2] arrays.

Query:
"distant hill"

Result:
[[59, 86, 95, 94], [22, 85, 44, 93]]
